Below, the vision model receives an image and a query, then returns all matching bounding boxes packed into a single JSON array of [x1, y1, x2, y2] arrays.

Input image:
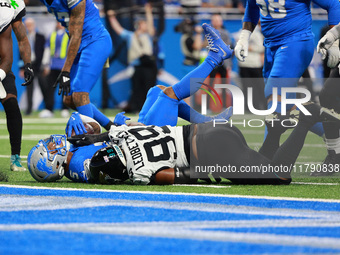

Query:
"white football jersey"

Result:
[[11, 0, 26, 22], [0, 0, 26, 33], [0, 0, 14, 33], [109, 125, 189, 185]]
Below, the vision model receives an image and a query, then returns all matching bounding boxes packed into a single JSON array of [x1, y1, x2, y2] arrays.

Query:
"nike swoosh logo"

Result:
[[281, 46, 288, 49], [218, 45, 227, 57]]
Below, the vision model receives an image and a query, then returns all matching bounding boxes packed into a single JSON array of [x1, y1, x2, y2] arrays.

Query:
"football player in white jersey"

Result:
[[29, 100, 338, 186], [27, 23, 340, 185], [0, 0, 34, 172]]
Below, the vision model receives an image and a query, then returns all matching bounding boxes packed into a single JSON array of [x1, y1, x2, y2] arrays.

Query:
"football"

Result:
[[70, 122, 100, 137]]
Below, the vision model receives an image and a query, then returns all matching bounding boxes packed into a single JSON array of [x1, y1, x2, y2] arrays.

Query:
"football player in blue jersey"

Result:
[[39, 0, 114, 133], [235, 0, 340, 138]]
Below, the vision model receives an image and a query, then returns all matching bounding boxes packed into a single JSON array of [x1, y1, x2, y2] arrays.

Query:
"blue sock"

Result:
[[178, 100, 233, 123], [143, 91, 179, 126], [310, 122, 324, 137], [91, 103, 110, 127], [172, 57, 216, 101], [77, 104, 93, 118], [138, 86, 162, 124]]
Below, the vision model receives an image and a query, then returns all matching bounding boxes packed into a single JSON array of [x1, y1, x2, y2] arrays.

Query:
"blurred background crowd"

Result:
[[9, 0, 331, 117]]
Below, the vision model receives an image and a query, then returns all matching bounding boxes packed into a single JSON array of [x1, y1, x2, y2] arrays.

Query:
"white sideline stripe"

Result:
[[292, 182, 339, 186], [0, 126, 66, 130], [1, 184, 340, 203], [0, 118, 68, 124], [172, 184, 229, 188], [0, 134, 51, 140], [1, 222, 340, 249], [249, 142, 326, 148]]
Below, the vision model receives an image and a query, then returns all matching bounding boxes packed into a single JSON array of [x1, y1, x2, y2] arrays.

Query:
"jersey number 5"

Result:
[[257, 0, 287, 19]]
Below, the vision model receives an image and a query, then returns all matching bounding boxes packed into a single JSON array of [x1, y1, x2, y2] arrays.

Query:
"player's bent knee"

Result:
[[1, 94, 17, 104], [156, 85, 166, 90], [163, 86, 178, 100], [72, 92, 90, 107]]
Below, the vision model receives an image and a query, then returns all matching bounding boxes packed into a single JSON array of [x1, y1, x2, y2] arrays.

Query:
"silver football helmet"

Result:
[[27, 135, 68, 182]]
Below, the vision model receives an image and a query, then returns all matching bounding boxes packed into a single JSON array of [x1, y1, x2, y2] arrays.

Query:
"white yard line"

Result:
[[1, 184, 340, 203], [1, 221, 340, 249], [173, 184, 230, 188], [292, 182, 339, 186]]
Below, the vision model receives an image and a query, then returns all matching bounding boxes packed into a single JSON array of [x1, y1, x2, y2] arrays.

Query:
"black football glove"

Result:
[[67, 132, 110, 146], [22, 63, 34, 86], [54, 71, 71, 95]]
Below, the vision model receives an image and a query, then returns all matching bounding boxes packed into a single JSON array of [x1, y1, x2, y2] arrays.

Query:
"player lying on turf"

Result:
[[27, 24, 340, 185], [313, 23, 340, 175], [27, 101, 340, 185], [27, 23, 234, 183]]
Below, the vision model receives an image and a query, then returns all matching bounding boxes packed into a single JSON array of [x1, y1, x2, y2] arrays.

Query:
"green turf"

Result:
[[0, 110, 339, 200]]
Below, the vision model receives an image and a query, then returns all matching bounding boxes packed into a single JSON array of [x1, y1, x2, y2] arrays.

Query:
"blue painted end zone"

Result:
[[0, 231, 338, 255], [0, 185, 339, 255]]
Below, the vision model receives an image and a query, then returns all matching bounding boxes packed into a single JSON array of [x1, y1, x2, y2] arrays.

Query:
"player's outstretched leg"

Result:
[[270, 102, 340, 182], [178, 100, 233, 123], [143, 24, 232, 126], [3, 97, 26, 171], [259, 111, 299, 160], [171, 23, 233, 101], [139, 86, 233, 125]]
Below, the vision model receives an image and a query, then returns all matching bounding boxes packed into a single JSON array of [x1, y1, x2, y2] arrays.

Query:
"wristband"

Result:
[[238, 29, 252, 42], [329, 24, 340, 39], [0, 69, 6, 82]]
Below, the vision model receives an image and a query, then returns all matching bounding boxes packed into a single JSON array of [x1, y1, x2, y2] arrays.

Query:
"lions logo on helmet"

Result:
[[27, 135, 68, 182]]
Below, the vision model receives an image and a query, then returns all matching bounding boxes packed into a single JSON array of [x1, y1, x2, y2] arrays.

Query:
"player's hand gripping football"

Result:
[[234, 29, 252, 62], [54, 71, 71, 95], [22, 63, 34, 86], [65, 112, 87, 137]]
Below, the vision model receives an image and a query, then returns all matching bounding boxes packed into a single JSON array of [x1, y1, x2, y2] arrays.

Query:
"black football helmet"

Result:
[[90, 144, 128, 184]]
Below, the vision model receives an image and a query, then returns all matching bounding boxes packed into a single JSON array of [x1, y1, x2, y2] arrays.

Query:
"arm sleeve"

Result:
[[67, 0, 82, 10], [243, 0, 260, 25], [312, 0, 340, 25]]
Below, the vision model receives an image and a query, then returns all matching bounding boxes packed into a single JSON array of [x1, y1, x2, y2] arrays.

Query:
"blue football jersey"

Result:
[[244, 0, 340, 47], [40, 0, 105, 51], [66, 142, 108, 183]]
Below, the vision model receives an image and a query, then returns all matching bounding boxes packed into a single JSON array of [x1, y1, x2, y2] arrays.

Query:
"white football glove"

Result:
[[235, 29, 252, 62], [317, 24, 340, 59], [325, 40, 340, 68]]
